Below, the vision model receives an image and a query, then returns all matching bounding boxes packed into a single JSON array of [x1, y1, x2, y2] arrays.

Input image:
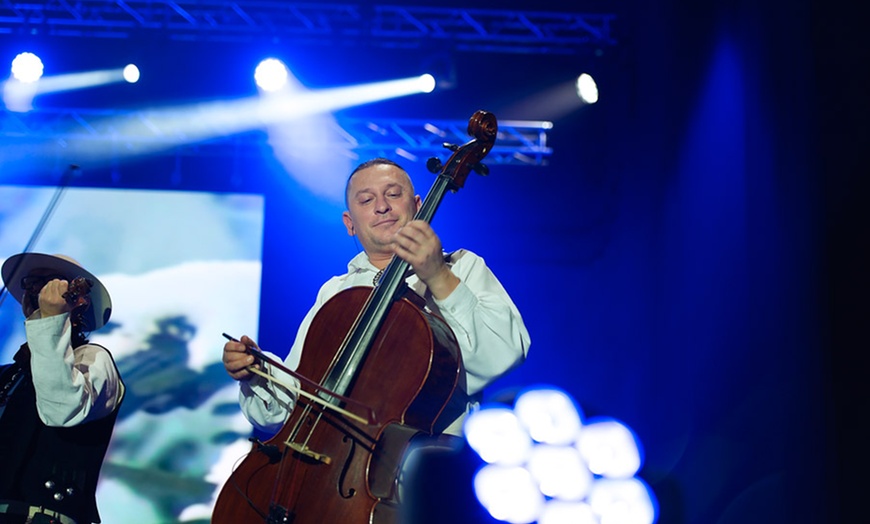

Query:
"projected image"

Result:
[[0, 186, 264, 524]]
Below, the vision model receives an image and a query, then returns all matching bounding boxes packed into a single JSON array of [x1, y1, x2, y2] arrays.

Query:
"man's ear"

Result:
[[342, 211, 355, 236]]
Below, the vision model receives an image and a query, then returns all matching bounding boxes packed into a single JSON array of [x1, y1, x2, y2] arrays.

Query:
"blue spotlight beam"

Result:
[[0, 107, 552, 165], [0, 2, 616, 54]]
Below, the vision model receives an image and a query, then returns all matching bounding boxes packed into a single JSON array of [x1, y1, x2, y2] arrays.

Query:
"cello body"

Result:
[[212, 287, 461, 523]]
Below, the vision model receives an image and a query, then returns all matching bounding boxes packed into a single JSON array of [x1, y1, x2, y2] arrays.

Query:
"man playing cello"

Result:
[[221, 157, 530, 522]]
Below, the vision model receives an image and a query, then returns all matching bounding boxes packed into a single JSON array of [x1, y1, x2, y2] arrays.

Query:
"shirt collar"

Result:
[[347, 251, 379, 274]]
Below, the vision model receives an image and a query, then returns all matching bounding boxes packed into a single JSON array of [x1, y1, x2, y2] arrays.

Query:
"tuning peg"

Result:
[[472, 162, 490, 176], [426, 157, 443, 174], [442, 142, 460, 152]]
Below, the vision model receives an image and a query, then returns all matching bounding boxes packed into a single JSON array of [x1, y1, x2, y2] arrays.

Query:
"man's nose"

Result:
[[375, 197, 391, 213]]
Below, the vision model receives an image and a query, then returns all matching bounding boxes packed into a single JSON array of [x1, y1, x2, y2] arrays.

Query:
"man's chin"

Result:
[[365, 238, 396, 254]]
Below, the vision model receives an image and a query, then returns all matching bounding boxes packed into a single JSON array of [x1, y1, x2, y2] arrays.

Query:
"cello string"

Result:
[[265, 285, 382, 449]]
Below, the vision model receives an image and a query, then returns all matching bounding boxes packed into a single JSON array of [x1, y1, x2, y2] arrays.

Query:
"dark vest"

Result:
[[0, 344, 123, 524]]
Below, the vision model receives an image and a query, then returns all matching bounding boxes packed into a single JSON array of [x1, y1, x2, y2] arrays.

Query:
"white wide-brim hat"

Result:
[[1, 252, 112, 331]]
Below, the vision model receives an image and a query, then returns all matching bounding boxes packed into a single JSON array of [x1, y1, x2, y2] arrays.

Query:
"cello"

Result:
[[212, 110, 498, 524]]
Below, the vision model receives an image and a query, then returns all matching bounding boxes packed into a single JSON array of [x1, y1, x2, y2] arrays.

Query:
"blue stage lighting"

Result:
[[11, 52, 44, 83], [576, 73, 599, 104], [465, 386, 658, 524], [465, 407, 533, 466], [255, 58, 289, 92], [123, 64, 140, 83], [473, 465, 545, 523], [418, 74, 436, 93]]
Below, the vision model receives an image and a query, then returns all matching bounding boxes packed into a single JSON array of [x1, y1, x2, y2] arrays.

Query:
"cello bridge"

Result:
[[286, 441, 332, 465]]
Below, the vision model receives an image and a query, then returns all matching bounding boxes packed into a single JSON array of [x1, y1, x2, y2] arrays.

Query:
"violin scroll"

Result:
[[62, 276, 93, 315], [63, 276, 93, 308]]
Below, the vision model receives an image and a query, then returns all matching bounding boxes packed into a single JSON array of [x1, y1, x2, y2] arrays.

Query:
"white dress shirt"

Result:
[[239, 249, 530, 436]]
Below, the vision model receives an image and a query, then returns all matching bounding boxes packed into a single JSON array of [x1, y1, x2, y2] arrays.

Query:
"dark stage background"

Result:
[[1, 0, 867, 523]]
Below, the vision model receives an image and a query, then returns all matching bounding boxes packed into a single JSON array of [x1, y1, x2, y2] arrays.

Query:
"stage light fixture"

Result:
[[537, 501, 598, 524], [526, 444, 593, 500], [123, 64, 140, 83], [417, 74, 436, 93], [11, 52, 44, 83], [473, 465, 545, 524], [255, 58, 289, 92], [464, 407, 533, 466], [577, 419, 642, 478], [576, 73, 599, 104], [514, 387, 582, 445], [4, 52, 43, 112]]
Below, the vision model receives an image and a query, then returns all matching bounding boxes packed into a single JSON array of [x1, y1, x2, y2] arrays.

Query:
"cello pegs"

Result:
[[472, 162, 490, 176], [426, 157, 443, 174], [442, 142, 460, 152]]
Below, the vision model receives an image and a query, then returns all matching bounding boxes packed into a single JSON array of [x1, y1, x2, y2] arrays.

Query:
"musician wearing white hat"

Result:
[[0, 253, 124, 524]]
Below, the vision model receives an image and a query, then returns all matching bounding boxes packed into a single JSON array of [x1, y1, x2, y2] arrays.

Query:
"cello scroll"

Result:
[[426, 109, 498, 188]]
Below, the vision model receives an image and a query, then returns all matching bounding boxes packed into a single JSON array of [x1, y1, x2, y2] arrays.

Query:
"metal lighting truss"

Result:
[[0, 1, 616, 54]]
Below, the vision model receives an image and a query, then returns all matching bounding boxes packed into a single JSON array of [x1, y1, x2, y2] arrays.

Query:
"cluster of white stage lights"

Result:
[[463, 386, 658, 524]]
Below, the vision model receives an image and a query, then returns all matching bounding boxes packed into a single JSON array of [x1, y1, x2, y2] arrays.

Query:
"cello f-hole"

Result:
[[338, 435, 358, 500]]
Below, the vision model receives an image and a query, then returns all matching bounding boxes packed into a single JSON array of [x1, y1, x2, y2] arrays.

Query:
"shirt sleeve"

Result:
[[238, 350, 300, 433], [433, 250, 531, 395], [26, 312, 124, 427]]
